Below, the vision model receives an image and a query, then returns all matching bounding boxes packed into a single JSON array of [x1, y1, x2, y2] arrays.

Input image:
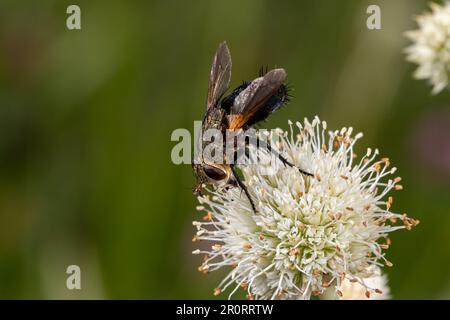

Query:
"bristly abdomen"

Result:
[[220, 82, 290, 128], [243, 83, 290, 128]]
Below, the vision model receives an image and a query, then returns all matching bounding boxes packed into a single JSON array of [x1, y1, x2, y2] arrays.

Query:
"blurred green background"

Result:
[[0, 0, 449, 299]]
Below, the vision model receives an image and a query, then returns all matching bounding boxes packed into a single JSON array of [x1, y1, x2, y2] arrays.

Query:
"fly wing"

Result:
[[227, 68, 286, 129], [206, 42, 232, 110]]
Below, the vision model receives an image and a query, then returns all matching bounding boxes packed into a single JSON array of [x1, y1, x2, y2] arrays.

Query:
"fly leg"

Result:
[[230, 164, 257, 213], [247, 135, 313, 177]]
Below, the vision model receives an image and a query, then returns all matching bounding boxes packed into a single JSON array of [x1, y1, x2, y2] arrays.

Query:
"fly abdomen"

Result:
[[244, 84, 289, 128]]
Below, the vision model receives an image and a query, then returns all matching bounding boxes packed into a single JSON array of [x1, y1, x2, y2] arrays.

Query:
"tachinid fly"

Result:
[[192, 41, 312, 212]]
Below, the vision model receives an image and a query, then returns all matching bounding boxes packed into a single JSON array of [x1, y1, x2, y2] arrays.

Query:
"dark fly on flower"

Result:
[[192, 41, 312, 212]]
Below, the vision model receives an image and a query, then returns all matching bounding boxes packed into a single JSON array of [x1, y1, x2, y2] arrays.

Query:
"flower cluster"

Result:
[[405, 2, 450, 94], [192, 117, 418, 300]]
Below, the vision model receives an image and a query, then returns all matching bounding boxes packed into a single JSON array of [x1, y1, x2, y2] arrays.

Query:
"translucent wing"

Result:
[[227, 68, 287, 129], [207, 42, 232, 110]]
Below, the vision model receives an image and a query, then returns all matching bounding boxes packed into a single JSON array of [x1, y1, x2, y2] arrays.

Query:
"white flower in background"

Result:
[[320, 266, 390, 300], [405, 2, 450, 94], [192, 117, 419, 300]]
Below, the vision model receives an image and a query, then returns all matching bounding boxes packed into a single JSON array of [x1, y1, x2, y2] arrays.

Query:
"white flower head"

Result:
[[405, 2, 450, 94], [192, 117, 419, 300]]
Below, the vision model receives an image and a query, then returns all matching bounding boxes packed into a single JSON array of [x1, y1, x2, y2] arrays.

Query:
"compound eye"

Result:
[[203, 165, 227, 181]]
